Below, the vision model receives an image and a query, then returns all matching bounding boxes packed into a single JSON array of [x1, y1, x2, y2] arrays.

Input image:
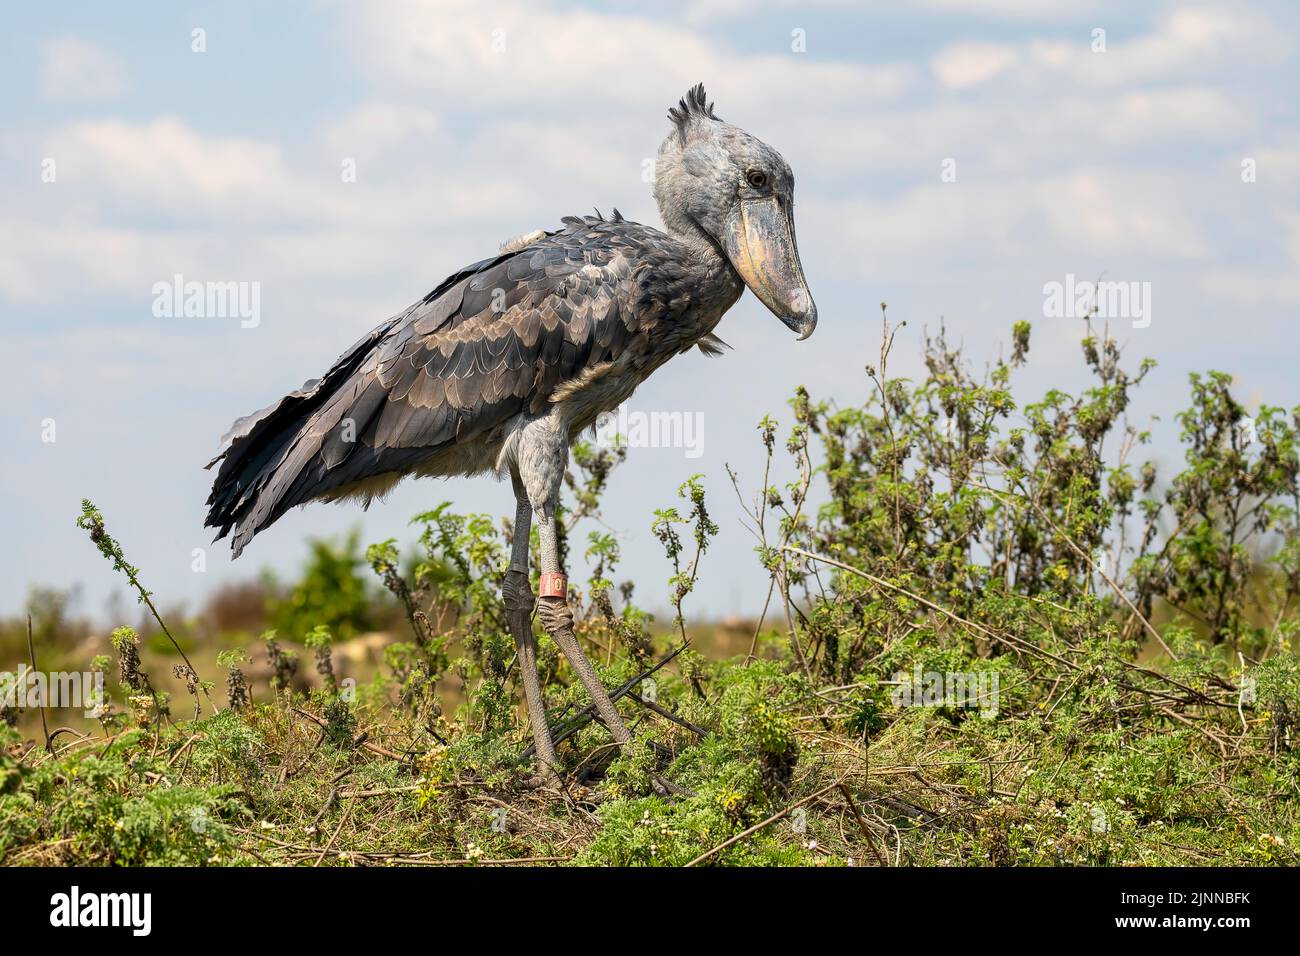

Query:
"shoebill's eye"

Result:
[[745, 169, 768, 189]]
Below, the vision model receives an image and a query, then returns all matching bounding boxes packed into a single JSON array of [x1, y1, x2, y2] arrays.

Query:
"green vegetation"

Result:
[[1, 315, 1297, 866], [263, 529, 379, 642]]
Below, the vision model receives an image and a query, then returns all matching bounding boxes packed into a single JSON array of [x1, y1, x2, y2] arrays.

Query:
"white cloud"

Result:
[[685, 0, 1104, 22], [907, 0, 1106, 16], [932, 43, 1021, 89], [790, 86, 1248, 179], [925, 5, 1289, 95], [803, 166, 1210, 283], [8, 2, 1281, 313], [1253, 138, 1300, 186], [40, 37, 129, 101], [0, 216, 164, 302], [9, 110, 646, 304], [320, 103, 440, 163], [44, 118, 319, 222], [1102, 6, 1281, 83], [1040, 170, 1209, 259], [345, 0, 914, 117], [33, 112, 644, 244], [4, 4, 1269, 319]]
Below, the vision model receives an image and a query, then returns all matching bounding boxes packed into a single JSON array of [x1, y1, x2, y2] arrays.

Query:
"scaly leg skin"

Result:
[[535, 510, 634, 746], [507, 477, 560, 787]]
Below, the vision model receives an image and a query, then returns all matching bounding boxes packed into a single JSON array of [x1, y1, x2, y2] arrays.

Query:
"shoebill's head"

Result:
[[653, 83, 817, 340]]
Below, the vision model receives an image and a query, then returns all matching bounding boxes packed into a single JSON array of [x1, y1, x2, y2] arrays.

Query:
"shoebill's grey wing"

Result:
[[204, 215, 657, 557]]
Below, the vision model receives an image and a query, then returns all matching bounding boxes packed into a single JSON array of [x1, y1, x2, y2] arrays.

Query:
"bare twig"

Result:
[[313, 800, 355, 866], [26, 615, 52, 753], [838, 783, 888, 866]]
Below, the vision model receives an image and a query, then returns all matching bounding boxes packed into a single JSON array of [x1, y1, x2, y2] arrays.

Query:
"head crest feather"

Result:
[[667, 83, 720, 142]]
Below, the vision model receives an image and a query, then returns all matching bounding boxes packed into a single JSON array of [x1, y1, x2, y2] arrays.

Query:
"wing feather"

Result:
[[206, 216, 666, 556]]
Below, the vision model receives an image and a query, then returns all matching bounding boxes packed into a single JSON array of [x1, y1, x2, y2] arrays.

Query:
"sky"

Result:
[[2, 0, 1298, 625]]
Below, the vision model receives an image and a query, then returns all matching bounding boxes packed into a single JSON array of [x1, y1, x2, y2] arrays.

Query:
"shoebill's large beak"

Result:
[[722, 195, 817, 340]]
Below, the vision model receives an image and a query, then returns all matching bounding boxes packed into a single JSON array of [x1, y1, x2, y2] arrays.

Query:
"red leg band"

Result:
[[538, 572, 568, 598]]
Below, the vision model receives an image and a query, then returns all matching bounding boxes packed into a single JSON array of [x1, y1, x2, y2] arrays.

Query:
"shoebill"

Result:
[[204, 84, 816, 780]]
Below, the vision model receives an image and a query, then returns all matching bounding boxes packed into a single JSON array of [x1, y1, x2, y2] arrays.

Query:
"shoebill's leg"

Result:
[[504, 471, 559, 780], [517, 413, 634, 747], [534, 494, 633, 747]]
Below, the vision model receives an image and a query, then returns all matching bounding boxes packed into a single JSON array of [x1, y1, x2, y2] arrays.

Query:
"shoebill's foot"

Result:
[[651, 774, 696, 798]]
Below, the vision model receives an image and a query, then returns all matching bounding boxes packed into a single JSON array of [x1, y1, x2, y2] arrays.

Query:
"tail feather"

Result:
[[204, 320, 394, 557]]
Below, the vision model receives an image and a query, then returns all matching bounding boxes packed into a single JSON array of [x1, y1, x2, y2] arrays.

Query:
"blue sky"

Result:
[[2, 0, 1298, 625]]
